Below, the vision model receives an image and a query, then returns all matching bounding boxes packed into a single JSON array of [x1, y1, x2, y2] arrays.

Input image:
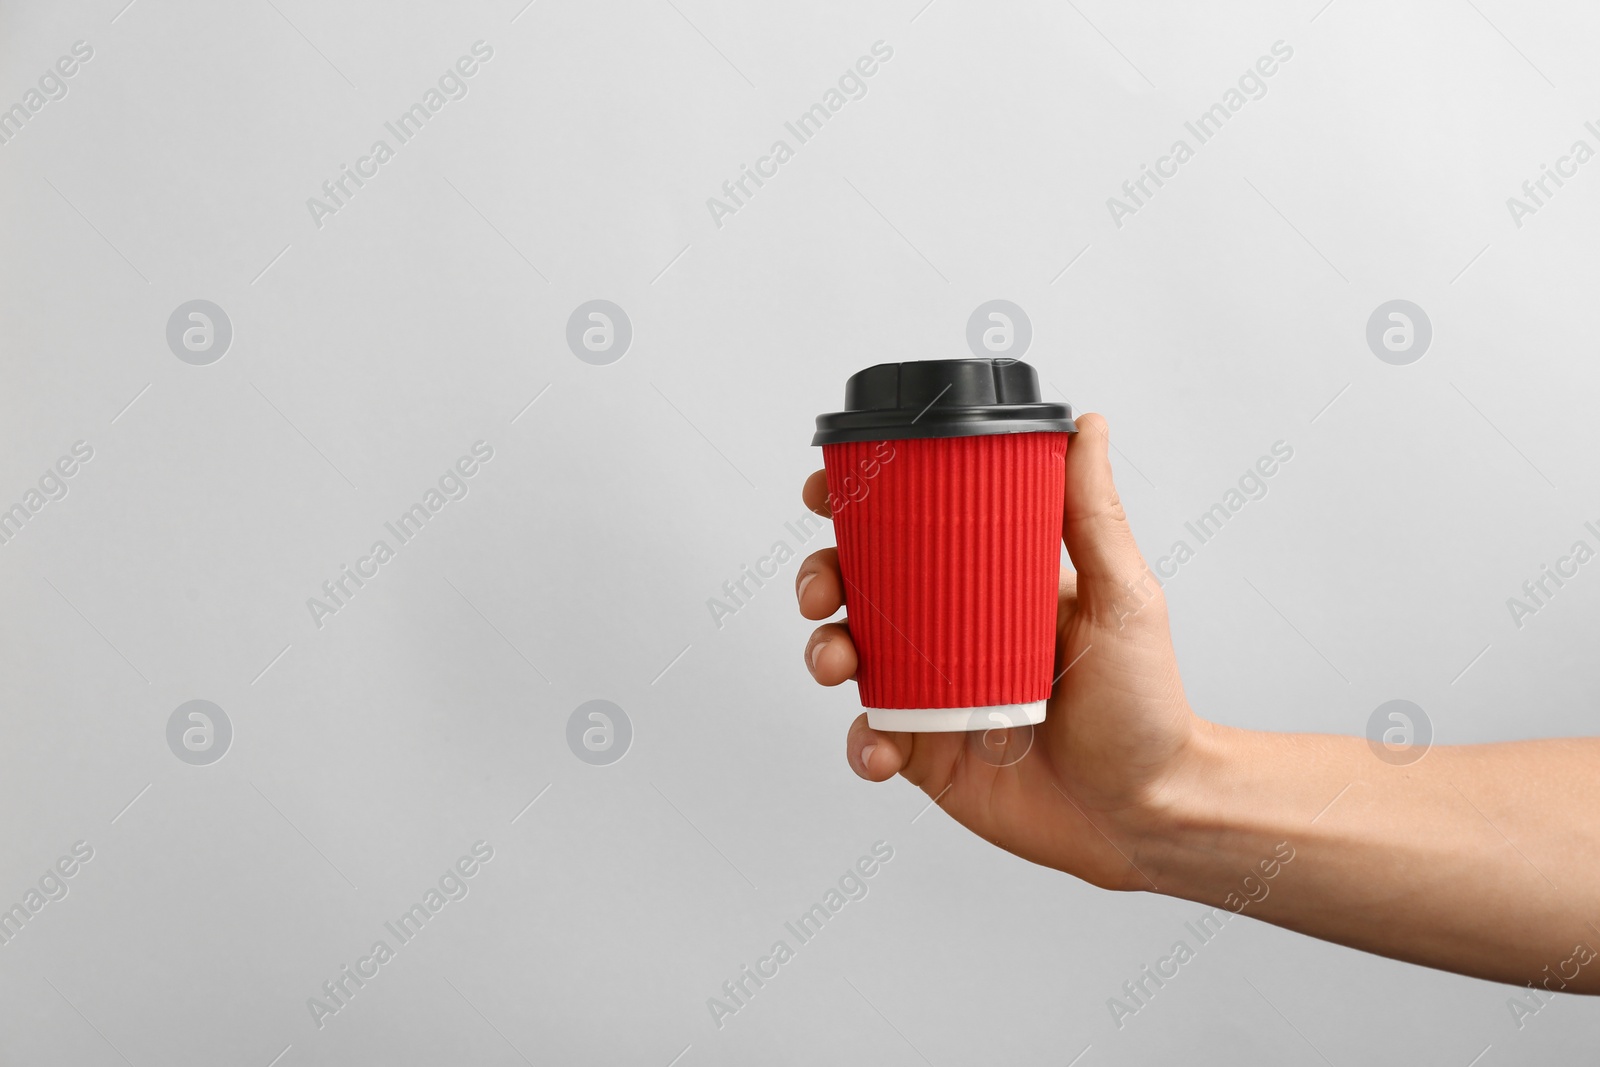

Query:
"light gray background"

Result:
[[2, 0, 1597, 1063]]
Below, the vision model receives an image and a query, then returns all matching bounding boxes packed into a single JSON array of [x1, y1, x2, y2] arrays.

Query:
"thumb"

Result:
[[1062, 413, 1149, 604]]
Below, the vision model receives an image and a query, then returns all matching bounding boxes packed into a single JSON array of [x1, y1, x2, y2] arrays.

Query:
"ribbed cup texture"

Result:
[[823, 432, 1067, 710]]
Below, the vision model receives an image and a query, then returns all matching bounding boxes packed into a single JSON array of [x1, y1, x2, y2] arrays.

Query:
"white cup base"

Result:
[[865, 700, 1048, 734]]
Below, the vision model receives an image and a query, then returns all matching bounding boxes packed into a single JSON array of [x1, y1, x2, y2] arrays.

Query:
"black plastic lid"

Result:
[[812, 359, 1075, 445]]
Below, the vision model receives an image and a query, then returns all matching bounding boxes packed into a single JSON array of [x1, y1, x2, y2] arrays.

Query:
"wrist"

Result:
[[1116, 717, 1258, 899], [1121, 720, 1365, 908]]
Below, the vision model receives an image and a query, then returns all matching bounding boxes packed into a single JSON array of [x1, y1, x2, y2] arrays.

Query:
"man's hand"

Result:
[[799, 414, 1600, 992], [796, 414, 1200, 890]]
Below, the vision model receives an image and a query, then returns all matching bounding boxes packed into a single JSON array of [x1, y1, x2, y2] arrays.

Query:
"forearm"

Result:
[[1134, 721, 1600, 993]]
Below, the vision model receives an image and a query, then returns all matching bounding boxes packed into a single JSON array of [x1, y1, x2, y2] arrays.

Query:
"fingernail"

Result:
[[860, 744, 877, 773], [810, 641, 828, 671], [797, 572, 816, 602]]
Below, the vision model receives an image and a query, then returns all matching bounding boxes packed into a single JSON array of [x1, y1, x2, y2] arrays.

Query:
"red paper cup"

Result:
[[813, 360, 1075, 732]]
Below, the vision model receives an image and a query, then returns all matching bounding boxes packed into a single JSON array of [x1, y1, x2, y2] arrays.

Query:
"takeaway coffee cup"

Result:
[[812, 358, 1076, 732]]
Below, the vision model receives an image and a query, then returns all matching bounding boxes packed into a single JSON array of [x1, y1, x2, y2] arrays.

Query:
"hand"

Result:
[[802, 415, 1600, 989], [797, 414, 1202, 890]]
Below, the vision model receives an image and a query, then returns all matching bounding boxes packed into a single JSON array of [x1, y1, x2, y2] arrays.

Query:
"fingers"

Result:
[[802, 469, 832, 517], [804, 622, 858, 686], [799, 473, 854, 680], [796, 548, 844, 620], [800, 469, 897, 786], [1063, 413, 1149, 598], [846, 714, 905, 781]]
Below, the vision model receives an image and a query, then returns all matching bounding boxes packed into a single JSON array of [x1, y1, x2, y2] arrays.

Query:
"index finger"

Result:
[[802, 469, 832, 518]]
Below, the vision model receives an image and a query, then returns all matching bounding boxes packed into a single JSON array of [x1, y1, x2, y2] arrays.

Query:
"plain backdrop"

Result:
[[2, 0, 1599, 1063]]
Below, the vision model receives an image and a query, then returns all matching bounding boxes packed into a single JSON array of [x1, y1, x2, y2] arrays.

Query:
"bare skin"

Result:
[[798, 413, 1600, 995]]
